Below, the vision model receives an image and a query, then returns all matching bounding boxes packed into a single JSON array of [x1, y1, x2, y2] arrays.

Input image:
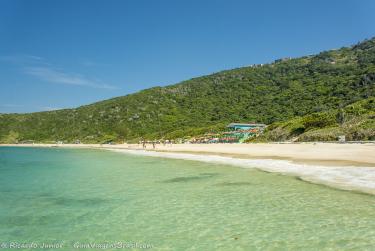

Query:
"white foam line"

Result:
[[109, 149, 375, 195]]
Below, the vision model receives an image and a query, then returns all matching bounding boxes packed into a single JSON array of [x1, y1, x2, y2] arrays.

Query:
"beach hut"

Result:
[[221, 123, 266, 143], [227, 123, 266, 131]]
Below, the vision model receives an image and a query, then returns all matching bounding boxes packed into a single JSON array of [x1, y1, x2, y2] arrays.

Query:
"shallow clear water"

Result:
[[0, 147, 374, 250]]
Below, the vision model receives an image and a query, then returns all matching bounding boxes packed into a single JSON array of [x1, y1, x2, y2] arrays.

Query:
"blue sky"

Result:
[[1, 0, 374, 113]]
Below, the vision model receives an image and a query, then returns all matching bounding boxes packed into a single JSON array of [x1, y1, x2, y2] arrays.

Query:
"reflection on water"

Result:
[[162, 173, 219, 183], [0, 147, 374, 251]]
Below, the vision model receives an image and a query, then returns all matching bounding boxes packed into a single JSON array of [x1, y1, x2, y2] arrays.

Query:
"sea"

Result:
[[0, 147, 374, 250]]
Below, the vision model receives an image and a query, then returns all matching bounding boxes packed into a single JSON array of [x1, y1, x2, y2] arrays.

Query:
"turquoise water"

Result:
[[0, 147, 374, 250]]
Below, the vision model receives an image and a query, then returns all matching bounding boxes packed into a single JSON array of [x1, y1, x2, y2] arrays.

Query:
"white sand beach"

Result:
[[131, 143, 375, 166], [3, 142, 373, 165], [2, 142, 375, 194]]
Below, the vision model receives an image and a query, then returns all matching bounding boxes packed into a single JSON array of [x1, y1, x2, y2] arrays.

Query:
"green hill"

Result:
[[251, 97, 375, 142], [1, 37, 375, 143]]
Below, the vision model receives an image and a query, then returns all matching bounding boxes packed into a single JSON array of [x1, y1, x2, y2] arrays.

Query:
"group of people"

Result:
[[139, 139, 174, 149]]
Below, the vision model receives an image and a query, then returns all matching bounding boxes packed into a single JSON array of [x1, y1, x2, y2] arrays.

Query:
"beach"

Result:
[[134, 142, 375, 166], [2, 142, 375, 165], [2, 142, 375, 194]]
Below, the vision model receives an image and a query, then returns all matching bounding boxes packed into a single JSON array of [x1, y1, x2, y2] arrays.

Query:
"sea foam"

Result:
[[109, 149, 375, 195]]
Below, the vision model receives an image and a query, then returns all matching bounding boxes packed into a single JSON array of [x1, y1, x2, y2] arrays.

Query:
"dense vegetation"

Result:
[[251, 97, 375, 142], [1, 37, 375, 143]]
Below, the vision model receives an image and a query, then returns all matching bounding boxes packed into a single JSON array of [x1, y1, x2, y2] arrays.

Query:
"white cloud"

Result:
[[0, 54, 45, 65], [1, 54, 117, 90], [24, 66, 118, 90]]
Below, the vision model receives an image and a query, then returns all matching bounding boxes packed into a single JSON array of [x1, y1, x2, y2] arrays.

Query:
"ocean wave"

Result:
[[109, 149, 375, 195]]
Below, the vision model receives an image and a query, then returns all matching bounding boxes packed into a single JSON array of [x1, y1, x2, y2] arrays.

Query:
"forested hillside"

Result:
[[1, 37, 374, 143], [252, 97, 375, 142]]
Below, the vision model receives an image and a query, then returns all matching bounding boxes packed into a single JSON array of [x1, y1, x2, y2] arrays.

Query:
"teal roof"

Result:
[[227, 123, 266, 127]]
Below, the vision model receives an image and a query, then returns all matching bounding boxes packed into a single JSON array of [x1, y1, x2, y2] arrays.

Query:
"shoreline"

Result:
[[108, 148, 375, 195], [2, 142, 374, 165], [2, 142, 375, 195]]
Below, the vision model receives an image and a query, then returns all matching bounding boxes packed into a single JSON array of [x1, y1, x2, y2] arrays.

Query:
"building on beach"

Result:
[[183, 123, 266, 144], [220, 123, 266, 143], [227, 123, 266, 131]]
